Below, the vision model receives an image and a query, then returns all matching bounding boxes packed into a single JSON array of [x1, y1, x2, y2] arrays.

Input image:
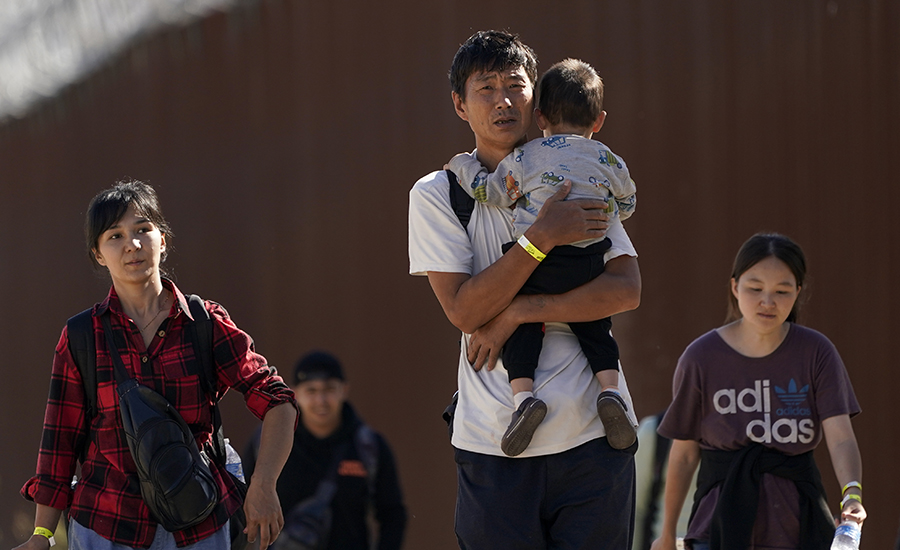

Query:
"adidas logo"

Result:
[[714, 379, 815, 444], [774, 379, 809, 406]]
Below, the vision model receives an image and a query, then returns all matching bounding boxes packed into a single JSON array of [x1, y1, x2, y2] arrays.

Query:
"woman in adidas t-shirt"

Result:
[[652, 233, 866, 550]]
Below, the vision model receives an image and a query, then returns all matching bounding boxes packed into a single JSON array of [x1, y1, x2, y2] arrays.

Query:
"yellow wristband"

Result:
[[842, 481, 862, 495], [517, 235, 546, 262], [33, 527, 55, 546], [841, 493, 862, 508]]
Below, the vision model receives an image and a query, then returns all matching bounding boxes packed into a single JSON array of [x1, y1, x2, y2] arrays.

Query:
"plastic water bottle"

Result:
[[831, 520, 862, 550], [224, 438, 245, 483]]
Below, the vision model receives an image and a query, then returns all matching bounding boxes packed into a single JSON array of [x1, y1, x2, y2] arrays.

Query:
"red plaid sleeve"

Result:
[[205, 300, 299, 424], [21, 328, 88, 509]]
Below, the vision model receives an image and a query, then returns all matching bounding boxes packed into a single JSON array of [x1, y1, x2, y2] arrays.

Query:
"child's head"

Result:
[[536, 58, 605, 135]]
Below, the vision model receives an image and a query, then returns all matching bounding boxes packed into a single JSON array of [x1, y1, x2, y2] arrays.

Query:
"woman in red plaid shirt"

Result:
[[16, 180, 299, 550]]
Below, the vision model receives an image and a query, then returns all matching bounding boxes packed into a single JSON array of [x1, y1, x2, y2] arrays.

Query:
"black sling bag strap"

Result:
[[67, 296, 221, 458], [100, 313, 219, 531], [68, 297, 217, 423]]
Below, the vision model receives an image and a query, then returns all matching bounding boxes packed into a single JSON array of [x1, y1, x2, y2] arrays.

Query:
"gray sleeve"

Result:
[[447, 152, 520, 207]]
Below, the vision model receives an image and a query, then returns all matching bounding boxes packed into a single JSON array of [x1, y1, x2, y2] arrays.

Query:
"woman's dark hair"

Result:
[[85, 179, 173, 270], [726, 233, 807, 323]]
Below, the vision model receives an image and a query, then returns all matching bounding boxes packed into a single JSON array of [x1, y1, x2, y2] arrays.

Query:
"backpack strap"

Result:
[[67, 308, 97, 419], [446, 169, 475, 230], [185, 294, 227, 463], [66, 308, 97, 462], [186, 294, 215, 397], [354, 424, 379, 499], [444, 170, 473, 436]]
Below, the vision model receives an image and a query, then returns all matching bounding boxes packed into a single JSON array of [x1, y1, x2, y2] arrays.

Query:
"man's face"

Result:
[[294, 378, 347, 435], [452, 66, 534, 157]]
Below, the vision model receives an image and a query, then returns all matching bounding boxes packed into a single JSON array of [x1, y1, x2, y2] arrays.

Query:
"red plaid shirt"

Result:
[[22, 280, 298, 548]]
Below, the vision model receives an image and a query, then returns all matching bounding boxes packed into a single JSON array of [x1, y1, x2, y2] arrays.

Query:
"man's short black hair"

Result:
[[537, 58, 604, 131], [293, 350, 345, 385], [449, 30, 538, 100]]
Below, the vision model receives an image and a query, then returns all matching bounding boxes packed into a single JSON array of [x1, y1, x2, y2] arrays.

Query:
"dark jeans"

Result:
[[454, 437, 637, 549], [500, 239, 618, 381]]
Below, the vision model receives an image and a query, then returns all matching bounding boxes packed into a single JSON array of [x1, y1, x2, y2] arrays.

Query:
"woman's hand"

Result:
[[821, 415, 865, 527], [243, 482, 284, 549], [12, 535, 52, 550], [467, 308, 522, 371], [13, 506, 61, 550], [649, 534, 678, 550], [841, 500, 866, 525]]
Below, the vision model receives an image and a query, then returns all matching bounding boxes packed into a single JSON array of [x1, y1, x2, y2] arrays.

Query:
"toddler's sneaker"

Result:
[[596, 390, 636, 449], [500, 397, 547, 457]]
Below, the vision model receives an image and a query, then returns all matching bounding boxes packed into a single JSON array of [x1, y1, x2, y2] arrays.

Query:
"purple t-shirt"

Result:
[[659, 324, 860, 549]]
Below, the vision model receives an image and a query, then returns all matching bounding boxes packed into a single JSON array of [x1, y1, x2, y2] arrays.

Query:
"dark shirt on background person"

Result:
[[245, 351, 407, 550]]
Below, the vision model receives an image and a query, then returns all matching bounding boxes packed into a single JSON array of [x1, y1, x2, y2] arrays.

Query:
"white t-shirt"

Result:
[[409, 168, 639, 457]]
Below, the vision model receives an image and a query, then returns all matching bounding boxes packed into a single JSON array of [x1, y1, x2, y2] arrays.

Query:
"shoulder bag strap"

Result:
[[310, 439, 353, 504], [354, 424, 379, 498], [447, 169, 475, 230]]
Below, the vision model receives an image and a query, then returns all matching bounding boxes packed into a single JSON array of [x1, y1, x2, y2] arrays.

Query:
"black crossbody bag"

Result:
[[275, 425, 380, 550], [101, 313, 219, 531], [275, 441, 349, 550], [69, 296, 249, 547]]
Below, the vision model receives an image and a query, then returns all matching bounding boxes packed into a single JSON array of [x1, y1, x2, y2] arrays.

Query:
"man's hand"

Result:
[[526, 181, 610, 252], [467, 307, 522, 371], [243, 482, 284, 549]]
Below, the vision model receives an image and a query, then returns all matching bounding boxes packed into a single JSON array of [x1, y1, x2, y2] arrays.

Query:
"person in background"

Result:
[[245, 351, 407, 550], [631, 410, 694, 550]]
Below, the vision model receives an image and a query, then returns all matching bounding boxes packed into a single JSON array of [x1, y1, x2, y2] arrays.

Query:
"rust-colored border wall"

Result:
[[1, 0, 898, 547]]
